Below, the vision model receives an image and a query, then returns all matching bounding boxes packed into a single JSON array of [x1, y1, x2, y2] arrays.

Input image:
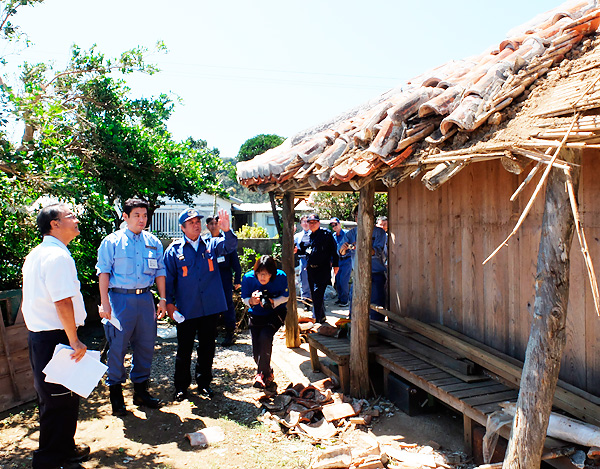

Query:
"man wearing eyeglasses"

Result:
[[299, 213, 339, 323], [22, 204, 90, 469], [329, 217, 351, 307]]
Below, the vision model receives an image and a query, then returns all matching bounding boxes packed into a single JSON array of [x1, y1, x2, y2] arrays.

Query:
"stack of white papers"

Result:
[[42, 344, 108, 398]]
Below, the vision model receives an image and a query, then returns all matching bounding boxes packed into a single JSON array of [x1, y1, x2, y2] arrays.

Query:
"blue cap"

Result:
[[329, 217, 340, 225], [179, 208, 203, 225]]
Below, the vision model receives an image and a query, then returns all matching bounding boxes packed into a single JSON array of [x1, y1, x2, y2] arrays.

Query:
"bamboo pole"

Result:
[[565, 169, 600, 317], [483, 112, 580, 265]]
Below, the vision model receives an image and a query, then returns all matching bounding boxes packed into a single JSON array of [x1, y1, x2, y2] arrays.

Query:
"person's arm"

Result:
[[231, 252, 242, 288], [163, 246, 178, 320], [99, 273, 111, 319], [55, 297, 87, 362], [329, 233, 339, 270], [155, 276, 167, 319]]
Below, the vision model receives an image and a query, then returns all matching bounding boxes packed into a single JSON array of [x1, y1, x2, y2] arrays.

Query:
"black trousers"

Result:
[[174, 314, 219, 390], [248, 307, 286, 377], [307, 268, 329, 322], [28, 330, 80, 469], [249, 323, 277, 377]]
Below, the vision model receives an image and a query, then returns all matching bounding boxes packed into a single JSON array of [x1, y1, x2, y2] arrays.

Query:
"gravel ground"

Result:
[[0, 299, 466, 469]]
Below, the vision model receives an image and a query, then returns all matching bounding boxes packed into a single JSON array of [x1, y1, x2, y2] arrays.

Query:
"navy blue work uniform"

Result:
[[302, 228, 339, 323], [294, 230, 311, 300], [241, 270, 288, 378], [204, 232, 242, 333], [343, 226, 387, 320], [164, 230, 238, 391], [96, 228, 165, 386], [333, 229, 352, 304]]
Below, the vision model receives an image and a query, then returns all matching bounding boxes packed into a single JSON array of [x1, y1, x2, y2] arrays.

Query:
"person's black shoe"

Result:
[[133, 380, 162, 408], [109, 383, 128, 416], [67, 444, 90, 463], [222, 332, 235, 347], [198, 386, 214, 398], [173, 389, 188, 402], [49, 463, 85, 469]]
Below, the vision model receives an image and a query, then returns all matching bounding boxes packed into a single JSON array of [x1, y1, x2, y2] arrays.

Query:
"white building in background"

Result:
[[231, 200, 314, 238], [150, 193, 242, 238]]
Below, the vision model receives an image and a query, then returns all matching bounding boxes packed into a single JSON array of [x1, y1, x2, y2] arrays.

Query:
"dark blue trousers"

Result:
[[28, 330, 80, 469]]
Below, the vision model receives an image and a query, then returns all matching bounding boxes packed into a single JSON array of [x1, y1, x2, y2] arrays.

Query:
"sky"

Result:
[[6, 0, 566, 160]]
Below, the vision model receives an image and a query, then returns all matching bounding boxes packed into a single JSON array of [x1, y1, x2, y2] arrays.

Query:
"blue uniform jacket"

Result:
[[241, 270, 289, 317], [202, 233, 242, 286], [342, 226, 387, 273], [164, 230, 238, 320]]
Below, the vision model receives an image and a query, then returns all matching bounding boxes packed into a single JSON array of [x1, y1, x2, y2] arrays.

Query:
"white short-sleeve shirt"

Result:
[[22, 236, 87, 332]]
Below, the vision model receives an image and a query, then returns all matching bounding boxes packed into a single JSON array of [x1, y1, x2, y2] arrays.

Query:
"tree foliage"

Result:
[[309, 192, 388, 221], [236, 133, 284, 163], [0, 11, 226, 292]]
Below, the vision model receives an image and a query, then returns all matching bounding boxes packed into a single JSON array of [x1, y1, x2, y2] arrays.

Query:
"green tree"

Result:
[[0, 44, 226, 292], [310, 192, 388, 221], [236, 133, 284, 162]]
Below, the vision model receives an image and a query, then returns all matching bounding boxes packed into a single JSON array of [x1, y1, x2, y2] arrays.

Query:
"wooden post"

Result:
[[282, 191, 300, 348], [504, 149, 581, 469], [269, 191, 283, 239], [350, 180, 375, 398]]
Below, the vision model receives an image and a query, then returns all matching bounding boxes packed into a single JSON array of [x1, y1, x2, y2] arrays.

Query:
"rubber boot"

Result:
[[132, 380, 162, 408], [222, 330, 235, 347], [109, 383, 128, 416]]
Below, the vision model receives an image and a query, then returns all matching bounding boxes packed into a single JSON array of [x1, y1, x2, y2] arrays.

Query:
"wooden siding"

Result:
[[389, 150, 600, 395]]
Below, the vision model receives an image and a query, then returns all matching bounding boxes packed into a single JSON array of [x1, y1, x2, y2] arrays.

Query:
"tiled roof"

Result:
[[237, 0, 600, 193]]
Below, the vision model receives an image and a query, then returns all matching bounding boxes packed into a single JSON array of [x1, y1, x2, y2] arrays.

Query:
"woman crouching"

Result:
[[241, 255, 288, 391]]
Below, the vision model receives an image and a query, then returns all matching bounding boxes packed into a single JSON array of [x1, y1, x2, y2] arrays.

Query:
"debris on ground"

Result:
[[254, 377, 467, 469], [185, 426, 225, 447]]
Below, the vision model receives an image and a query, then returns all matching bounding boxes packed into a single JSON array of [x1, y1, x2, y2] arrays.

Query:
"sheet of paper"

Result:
[[43, 345, 107, 398], [101, 315, 122, 330], [173, 311, 185, 323]]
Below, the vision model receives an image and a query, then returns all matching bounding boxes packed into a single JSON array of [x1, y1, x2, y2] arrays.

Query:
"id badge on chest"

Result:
[[148, 258, 158, 269]]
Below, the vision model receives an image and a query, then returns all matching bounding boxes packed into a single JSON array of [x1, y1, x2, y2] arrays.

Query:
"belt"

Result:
[[109, 286, 152, 295]]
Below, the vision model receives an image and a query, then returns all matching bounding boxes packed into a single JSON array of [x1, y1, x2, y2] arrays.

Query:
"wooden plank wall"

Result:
[[388, 151, 600, 395]]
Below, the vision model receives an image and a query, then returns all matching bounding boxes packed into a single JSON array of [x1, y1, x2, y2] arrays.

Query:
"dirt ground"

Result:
[[0, 300, 466, 469]]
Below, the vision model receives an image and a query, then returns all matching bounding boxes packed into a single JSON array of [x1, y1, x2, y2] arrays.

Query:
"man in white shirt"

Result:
[[22, 203, 90, 469]]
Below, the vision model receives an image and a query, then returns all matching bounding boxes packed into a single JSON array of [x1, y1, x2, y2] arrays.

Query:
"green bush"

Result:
[[235, 223, 269, 239]]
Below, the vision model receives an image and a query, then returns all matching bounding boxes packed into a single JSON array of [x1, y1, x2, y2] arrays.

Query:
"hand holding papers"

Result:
[[43, 344, 107, 398]]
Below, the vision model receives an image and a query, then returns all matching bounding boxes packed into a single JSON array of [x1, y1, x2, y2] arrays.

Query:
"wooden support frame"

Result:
[[282, 192, 300, 348], [350, 180, 375, 397]]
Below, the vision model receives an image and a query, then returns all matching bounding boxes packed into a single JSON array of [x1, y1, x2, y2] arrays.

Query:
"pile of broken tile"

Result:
[[256, 378, 466, 469]]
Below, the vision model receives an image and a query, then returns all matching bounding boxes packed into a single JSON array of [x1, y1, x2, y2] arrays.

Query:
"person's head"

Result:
[[123, 198, 149, 234], [329, 217, 341, 234], [253, 255, 278, 285], [376, 216, 388, 233], [206, 216, 220, 237], [306, 213, 320, 233], [179, 208, 203, 241], [299, 215, 309, 232], [352, 206, 359, 222], [37, 203, 80, 245]]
